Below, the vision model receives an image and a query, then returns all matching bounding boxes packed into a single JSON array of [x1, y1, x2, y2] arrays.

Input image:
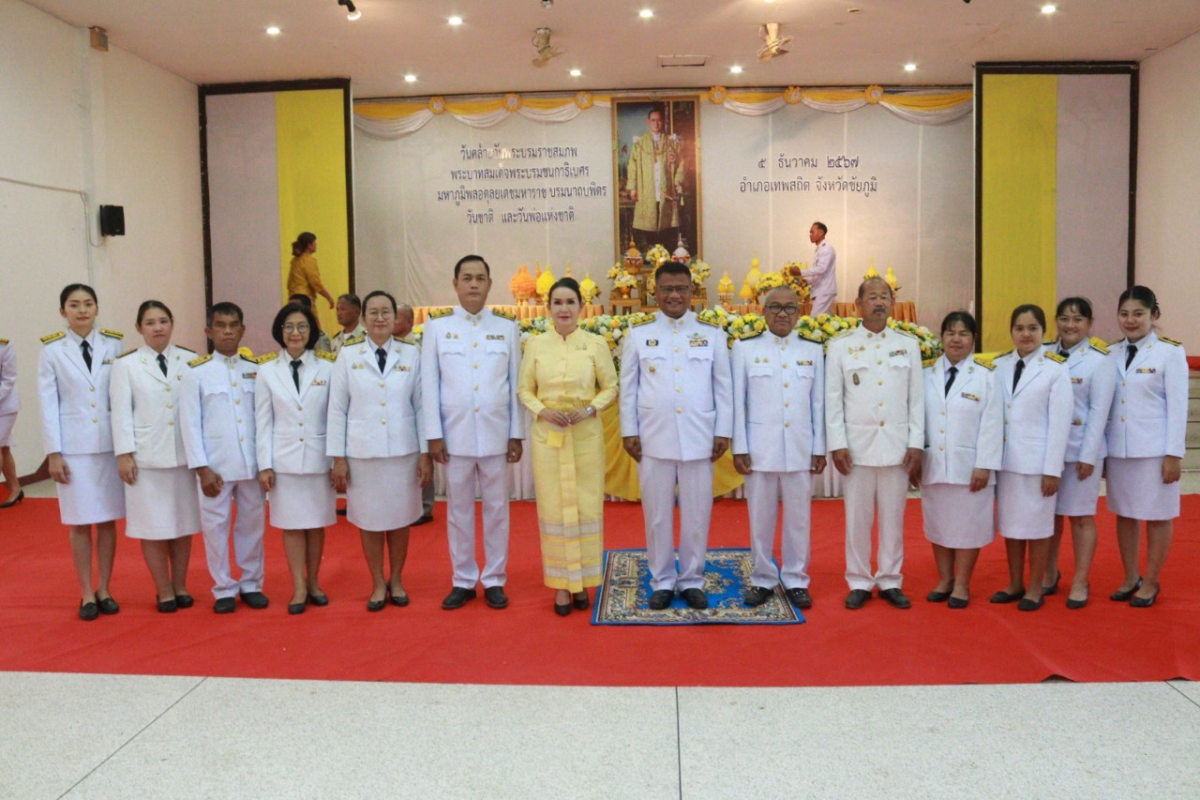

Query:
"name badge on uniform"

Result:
[[797, 360, 813, 366], [486, 334, 506, 341], [394, 364, 411, 372], [1136, 367, 1156, 374], [961, 392, 980, 402], [646, 339, 659, 347], [1071, 377, 1083, 384], [102, 358, 114, 365], [242, 372, 257, 379], [352, 362, 364, 370], [311, 379, 327, 386]]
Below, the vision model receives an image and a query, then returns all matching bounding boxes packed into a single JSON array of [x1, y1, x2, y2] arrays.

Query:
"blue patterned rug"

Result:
[[592, 548, 805, 625]]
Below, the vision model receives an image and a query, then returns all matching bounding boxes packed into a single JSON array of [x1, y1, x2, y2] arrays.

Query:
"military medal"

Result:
[[852, 373, 860, 386]]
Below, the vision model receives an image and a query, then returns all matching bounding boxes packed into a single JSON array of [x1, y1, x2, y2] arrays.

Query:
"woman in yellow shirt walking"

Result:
[[286, 232, 335, 309]]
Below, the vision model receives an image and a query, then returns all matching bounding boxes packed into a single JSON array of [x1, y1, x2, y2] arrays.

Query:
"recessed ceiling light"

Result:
[[904, 62, 917, 72], [639, 9, 654, 19], [569, 68, 582, 77], [266, 26, 281, 36], [1041, 4, 1057, 14], [404, 74, 417, 83], [347, 9, 361, 20], [448, 16, 463, 26], [730, 65, 743, 74]]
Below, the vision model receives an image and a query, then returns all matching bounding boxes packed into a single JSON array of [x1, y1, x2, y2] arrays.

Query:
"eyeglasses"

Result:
[[765, 304, 800, 315], [657, 285, 692, 295], [283, 324, 310, 333]]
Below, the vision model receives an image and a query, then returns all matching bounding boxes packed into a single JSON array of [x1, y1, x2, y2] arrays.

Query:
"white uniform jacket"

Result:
[[921, 355, 1003, 486], [327, 336, 425, 459], [1053, 338, 1117, 466], [420, 307, 523, 458], [619, 311, 733, 462], [731, 331, 825, 472], [1105, 331, 1188, 459], [110, 343, 194, 469], [825, 324, 924, 467], [38, 329, 124, 455], [802, 239, 837, 299], [0, 339, 19, 416], [179, 352, 259, 481], [994, 347, 1073, 477], [254, 349, 335, 475], [330, 324, 367, 355]]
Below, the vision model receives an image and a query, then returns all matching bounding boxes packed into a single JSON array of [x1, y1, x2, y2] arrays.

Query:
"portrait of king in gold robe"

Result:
[[616, 99, 698, 256]]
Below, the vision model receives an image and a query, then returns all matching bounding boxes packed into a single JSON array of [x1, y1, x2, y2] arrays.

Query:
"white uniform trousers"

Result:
[[198, 478, 266, 599], [445, 454, 510, 588], [746, 469, 813, 590], [843, 464, 907, 591], [810, 293, 836, 319], [638, 455, 713, 592]]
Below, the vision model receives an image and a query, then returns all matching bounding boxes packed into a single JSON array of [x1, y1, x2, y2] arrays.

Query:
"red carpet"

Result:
[[1, 492, 1198, 687]]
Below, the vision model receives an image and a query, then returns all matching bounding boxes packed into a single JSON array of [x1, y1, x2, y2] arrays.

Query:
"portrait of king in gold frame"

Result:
[[613, 97, 700, 259]]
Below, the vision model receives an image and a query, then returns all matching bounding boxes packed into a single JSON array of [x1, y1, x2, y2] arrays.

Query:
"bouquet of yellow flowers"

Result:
[[689, 260, 711, 288], [580, 314, 627, 354], [887, 318, 941, 360], [518, 316, 550, 348], [645, 244, 672, 268], [607, 262, 637, 291], [755, 271, 785, 296]]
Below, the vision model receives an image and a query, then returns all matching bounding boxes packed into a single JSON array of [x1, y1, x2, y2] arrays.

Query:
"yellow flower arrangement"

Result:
[[645, 244, 671, 268], [689, 259, 711, 288], [755, 271, 786, 295]]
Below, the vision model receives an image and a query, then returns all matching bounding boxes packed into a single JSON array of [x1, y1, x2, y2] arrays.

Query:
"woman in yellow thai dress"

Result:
[[518, 278, 618, 616]]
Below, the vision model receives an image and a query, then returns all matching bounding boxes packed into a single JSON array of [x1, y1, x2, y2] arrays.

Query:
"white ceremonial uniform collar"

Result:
[[66, 328, 99, 348], [455, 306, 488, 323], [859, 325, 888, 340], [940, 354, 971, 374], [663, 310, 696, 329], [769, 331, 792, 347]]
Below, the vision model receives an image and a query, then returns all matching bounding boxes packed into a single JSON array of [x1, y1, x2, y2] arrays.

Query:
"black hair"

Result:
[[1010, 303, 1046, 330], [288, 294, 313, 310], [271, 303, 320, 350], [291, 232, 316, 257], [362, 290, 397, 314], [136, 300, 173, 327], [59, 283, 98, 309], [548, 277, 582, 305], [1118, 285, 1160, 317], [648, 103, 666, 119], [337, 293, 362, 309], [1055, 297, 1093, 320], [812, 221, 828, 235], [856, 277, 893, 300], [207, 301, 244, 327], [454, 254, 491, 280], [940, 310, 977, 338], [654, 261, 692, 283]]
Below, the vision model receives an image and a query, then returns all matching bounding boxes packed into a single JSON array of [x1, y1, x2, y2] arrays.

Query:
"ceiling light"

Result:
[[404, 74, 417, 83], [1041, 4, 1057, 14], [639, 9, 654, 19], [348, 9, 361, 20], [730, 65, 743, 74], [449, 16, 463, 26], [337, 0, 361, 20], [569, 68, 582, 77], [266, 26, 281, 36], [904, 62, 917, 72]]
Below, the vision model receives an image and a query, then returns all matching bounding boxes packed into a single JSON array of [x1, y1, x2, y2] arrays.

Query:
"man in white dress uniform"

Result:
[[422, 255, 524, 611], [620, 262, 733, 610], [731, 287, 826, 610], [179, 303, 268, 613], [329, 294, 366, 355], [826, 277, 924, 610], [801, 222, 838, 318]]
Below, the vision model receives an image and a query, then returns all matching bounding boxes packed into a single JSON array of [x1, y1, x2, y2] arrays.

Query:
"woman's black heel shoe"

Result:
[[0, 489, 24, 509], [573, 591, 590, 611]]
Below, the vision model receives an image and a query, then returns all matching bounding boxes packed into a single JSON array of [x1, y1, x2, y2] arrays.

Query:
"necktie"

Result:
[[376, 347, 387, 373], [1058, 348, 1069, 359], [291, 359, 302, 391], [1012, 358, 1025, 391], [1125, 344, 1137, 370], [80, 340, 92, 371], [157, 353, 168, 377], [944, 365, 957, 396]]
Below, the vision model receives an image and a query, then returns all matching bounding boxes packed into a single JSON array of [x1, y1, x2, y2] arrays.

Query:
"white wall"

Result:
[[0, 0, 203, 468], [1137, 30, 1200, 346]]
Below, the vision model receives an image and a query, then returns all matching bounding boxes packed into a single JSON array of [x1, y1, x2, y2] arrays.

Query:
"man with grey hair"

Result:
[[330, 293, 365, 354]]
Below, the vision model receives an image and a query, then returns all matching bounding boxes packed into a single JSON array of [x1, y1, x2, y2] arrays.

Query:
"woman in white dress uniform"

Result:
[[37, 284, 126, 620], [329, 291, 432, 612], [1105, 286, 1188, 607], [0, 336, 21, 508], [1041, 298, 1116, 609], [256, 302, 337, 615], [110, 300, 202, 613], [920, 312, 1003, 609], [990, 304, 1073, 612]]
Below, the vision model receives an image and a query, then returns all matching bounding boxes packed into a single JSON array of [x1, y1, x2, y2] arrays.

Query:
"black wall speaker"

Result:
[[99, 205, 125, 237]]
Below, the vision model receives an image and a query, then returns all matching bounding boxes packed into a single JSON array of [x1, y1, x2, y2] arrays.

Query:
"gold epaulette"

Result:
[[393, 336, 415, 345], [492, 308, 516, 321], [826, 328, 855, 344], [973, 355, 996, 371], [255, 352, 279, 365], [176, 345, 196, 354], [923, 357, 938, 369], [343, 334, 366, 347], [0, 339, 8, 345], [631, 314, 657, 327], [697, 316, 721, 328], [315, 350, 336, 362], [41, 331, 66, 344], [100, 328, 123, 340], [737, 329, 764, 341], [892, 327, 919, 340], [1160, 336, 1182, 347], [1045, 351, 1067, 364], [117, 348, 138, 358], [188, 354, 212, 368], [1088, 336, 1109, 355], [241, 355, 258, 364], [427, 307, 453, 320]]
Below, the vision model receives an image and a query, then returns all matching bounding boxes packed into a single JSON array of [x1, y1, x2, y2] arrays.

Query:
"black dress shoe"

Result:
[[442, 586, 477, 610], [366, 594, 387, 612], [554, 600, 571, 616], [681, 588, 708, 610], [572, 591, 590, 610], [1130, 588, 1159, 608], [79, 600, 99, 621], [990, 588, 1025, 604], [214, 597, 237, 614], [1017, 596, 1044, 611], [743, 585, 773, 608], [1042, 570, 1062, 596], [239, 591, 269, 609], [948, 595, 969, 610], [926, 590, 951, 603], [484, 586, 509, 609], [288, 595, 308, 615], [389, 587, 410, 607], [844, 589, 871, 610], [878, 588, 911, 609], [413, 513, 434, 526], [308, 591, 329, 607], [1066, 584, 1089, 610], [175, 593, 195, 609], [96, 596, 120, 615], [785, 588, 813, 609], [647, 589, 674, 610], [157, 597, 178, 613], [1110, 577, 1143, 602]]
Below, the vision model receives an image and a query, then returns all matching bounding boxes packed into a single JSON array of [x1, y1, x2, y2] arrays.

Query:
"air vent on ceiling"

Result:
[[657, 55, 710, 68]]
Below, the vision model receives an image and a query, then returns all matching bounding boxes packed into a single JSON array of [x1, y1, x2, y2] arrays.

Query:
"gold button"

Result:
[[473, 364, 478, 369], [91, 403, 97, 408], [300, 437, 304, 442], [90, 387, 95, 393], [675, 387, 681, 392], [1121, 416, 1126, 421], [1121, 399, 1125, 404], [784, 402, 790, 407], [239, 437, 244, 442], [674, 347, 680, 353], [867, 333, 873, 339], [473, 342, 479, 348], [167, 403, 173, 409], [783, 382, 789, 388], [1006, 404, 1012, 409], [381, 419, 387, 424], [877, 360, 882, 365], [878, 401, 884, 406], [235, 399, 240, 405], [381, 401, 386, 406], [236, 418, 242, 423], [474, 407, 480, 412], [474, 385, 479, 390], [940, 429, 944, 433], [164, 386, 170, 392], [879, 421, 885, 427], [940, 410, 945, 416], [299, 422, 304, 427], [297, 406, 303, 411], [939, 446, 944, 451], [92, 418, 98, 423], [674, 367, 680, 372], [232, 382, 237, 387], [168, 421, 174, 426], [676, 407, 682, 414], [784, 423, 790, 428]]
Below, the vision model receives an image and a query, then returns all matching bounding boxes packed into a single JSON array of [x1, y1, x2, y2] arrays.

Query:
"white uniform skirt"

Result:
[[125, 466, 201, 540], [996, 471, 1055, 540], [922, 483, 996, 549], [269, 472, 336, 530], [0, 412, 15, 447], [346, 454, 421, 531], [1055, 461, 1103, 517], [1106, 456, 1180, 521], [58, 452, 126, 526]]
